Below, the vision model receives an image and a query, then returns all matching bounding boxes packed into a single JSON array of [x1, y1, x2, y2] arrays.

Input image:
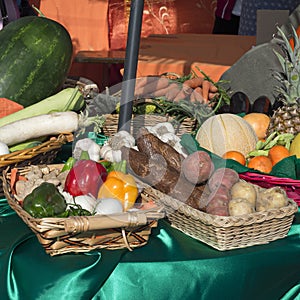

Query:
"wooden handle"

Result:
[[64, 212, 148, 234]]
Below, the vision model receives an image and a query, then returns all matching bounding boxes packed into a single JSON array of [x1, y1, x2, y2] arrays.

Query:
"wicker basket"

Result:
[[0, 133, 73, 197], [103, 113, 196, 138], [239, 172, 300, 206], [142, 184, 298, 251], [2, 165, 165, 256]]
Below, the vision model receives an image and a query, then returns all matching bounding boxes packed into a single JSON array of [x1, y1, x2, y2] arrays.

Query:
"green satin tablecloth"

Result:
[[1, 199, 300, 300]]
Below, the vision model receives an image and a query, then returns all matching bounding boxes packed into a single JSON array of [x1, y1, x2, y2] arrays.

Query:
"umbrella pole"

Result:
[[118, 0, 144, 132]]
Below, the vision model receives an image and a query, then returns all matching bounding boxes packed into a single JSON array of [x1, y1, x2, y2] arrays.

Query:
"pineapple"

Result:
[[267, 25, 300, 136]]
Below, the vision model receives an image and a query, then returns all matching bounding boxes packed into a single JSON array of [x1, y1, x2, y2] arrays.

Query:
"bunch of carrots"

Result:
[[134, 73, 220, 104]]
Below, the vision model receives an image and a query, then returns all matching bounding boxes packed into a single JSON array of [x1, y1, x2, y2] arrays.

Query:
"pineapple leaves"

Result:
[[272, 25, 300, 104]]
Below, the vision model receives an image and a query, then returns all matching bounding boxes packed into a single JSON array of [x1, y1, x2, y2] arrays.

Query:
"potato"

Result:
[[229, 198, 255, 216], [230, 180, 257, 206], [182, 151, 214, 185], [206, 185, 231, 216], [208, 184, 231, 202], [256, 187, 289, 212], [206, 194, 230, 216], [208, 167, 239, 192]]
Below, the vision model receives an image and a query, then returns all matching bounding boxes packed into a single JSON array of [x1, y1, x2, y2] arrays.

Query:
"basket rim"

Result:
[[0, 133, 73, 168], [142, 184, 299, 228], [2, 165, 165, 234]]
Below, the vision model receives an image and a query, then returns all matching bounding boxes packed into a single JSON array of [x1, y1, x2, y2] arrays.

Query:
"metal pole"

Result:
[[118, 0, 144, 132]]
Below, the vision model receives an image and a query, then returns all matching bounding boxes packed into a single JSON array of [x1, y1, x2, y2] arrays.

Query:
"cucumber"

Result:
[[0, 16, 73, 107]]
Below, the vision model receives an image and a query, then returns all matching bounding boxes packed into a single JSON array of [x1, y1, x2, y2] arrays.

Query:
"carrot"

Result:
[[10, 168, 27, 195], [0, 98, 24, 118], [149, 85, 174, 97], [173, 85, 193, 102], [201, 80, 211, 102], [209, 92, 219, 100], [134, 76, 157, 91], [135, 77, 169, 96], [165, 83, 181, 100], [183, 77, 205, 89], [190, 87, 205, 103]]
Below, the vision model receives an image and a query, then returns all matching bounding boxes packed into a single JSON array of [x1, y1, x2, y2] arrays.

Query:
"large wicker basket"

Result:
[[102, 113, 196, 138], [142, 184, 298, 251], [2, 165, 165, 256], [0, 133, 73, 197]]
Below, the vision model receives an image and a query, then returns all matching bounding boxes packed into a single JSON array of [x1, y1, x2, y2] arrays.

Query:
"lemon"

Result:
[[289, 133, 300, 158]]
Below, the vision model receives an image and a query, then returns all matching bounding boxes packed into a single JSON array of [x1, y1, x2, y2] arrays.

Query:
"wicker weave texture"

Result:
[[143, 185, 298, 251], [0, 134, 72, 197], [2, 165, 165, 256], [103, 114, 196, 138]]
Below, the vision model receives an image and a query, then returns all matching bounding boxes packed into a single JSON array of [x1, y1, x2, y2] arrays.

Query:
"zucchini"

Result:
[[0, 16, 73, 107]]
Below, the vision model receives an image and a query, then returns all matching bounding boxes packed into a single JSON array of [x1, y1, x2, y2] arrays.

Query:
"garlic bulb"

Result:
[[99, 143, 122, 162], [100, 130, 135, 162], [151, 122, 175, 137], [109, 130, 135, 149], [73, 138, 101, 161]]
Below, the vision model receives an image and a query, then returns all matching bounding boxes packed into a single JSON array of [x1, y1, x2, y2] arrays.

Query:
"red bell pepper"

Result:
[[64, 159, 107, 197]]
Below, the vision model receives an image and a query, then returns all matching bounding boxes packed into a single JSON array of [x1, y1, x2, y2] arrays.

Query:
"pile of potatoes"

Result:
[[181, 151, 290, 217], [204, 167, 289, 217]]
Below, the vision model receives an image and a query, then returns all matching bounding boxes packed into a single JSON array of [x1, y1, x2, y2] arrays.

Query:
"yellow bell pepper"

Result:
[[97, 167, 138, 211]]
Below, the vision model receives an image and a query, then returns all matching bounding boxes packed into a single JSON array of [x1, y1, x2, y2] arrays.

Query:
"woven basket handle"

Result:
[[64, 212, 149, 234]]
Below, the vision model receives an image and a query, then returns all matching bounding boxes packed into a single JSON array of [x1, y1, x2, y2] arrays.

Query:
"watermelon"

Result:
[[0, 16, 73, 107]]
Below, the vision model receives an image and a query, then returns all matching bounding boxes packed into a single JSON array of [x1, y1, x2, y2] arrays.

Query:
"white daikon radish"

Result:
[[0, 111, 105, 146]]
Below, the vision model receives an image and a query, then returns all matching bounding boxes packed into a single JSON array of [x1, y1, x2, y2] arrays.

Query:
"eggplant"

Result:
[[217, 104, 231, 114], [252, 96, 272, 115], [229, 92, 251, 114]]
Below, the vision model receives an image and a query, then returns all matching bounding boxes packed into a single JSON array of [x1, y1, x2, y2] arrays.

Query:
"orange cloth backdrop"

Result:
[[33, 0, 219, 88]]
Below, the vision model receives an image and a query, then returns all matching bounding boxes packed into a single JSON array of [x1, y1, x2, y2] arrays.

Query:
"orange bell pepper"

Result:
[[97, 161, 138, 211]]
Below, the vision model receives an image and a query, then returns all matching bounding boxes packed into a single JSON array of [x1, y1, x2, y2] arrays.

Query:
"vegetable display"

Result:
[[0, 16, 73, 106]]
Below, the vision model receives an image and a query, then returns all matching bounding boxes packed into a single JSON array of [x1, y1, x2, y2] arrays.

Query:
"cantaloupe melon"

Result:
[[195, 114, 258, 157]]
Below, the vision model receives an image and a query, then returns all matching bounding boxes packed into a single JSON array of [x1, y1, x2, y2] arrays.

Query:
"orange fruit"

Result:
[[268, 145, 290, 166], [222, 150, 246, 166], [247, 155, 273, 173]]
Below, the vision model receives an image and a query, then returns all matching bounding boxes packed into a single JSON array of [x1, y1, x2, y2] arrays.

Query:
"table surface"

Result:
[[1, 199, 300, 300], [74, 50, 126, 64]]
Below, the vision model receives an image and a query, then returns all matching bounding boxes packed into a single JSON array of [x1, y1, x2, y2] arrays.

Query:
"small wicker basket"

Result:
[[142, 184, 298, 251], [239, 172, 300, 206], [2, 165, 165, 256], [0, 133, 73, 197], [102, 113, 196, 138]]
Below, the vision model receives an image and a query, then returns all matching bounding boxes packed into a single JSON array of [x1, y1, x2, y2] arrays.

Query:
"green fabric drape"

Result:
[[1, 139, 300, 300], [1, 204, 300, 300]]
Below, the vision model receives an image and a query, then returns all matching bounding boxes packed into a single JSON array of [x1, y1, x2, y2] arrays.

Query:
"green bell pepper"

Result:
[[23, 182, 67, 218]]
